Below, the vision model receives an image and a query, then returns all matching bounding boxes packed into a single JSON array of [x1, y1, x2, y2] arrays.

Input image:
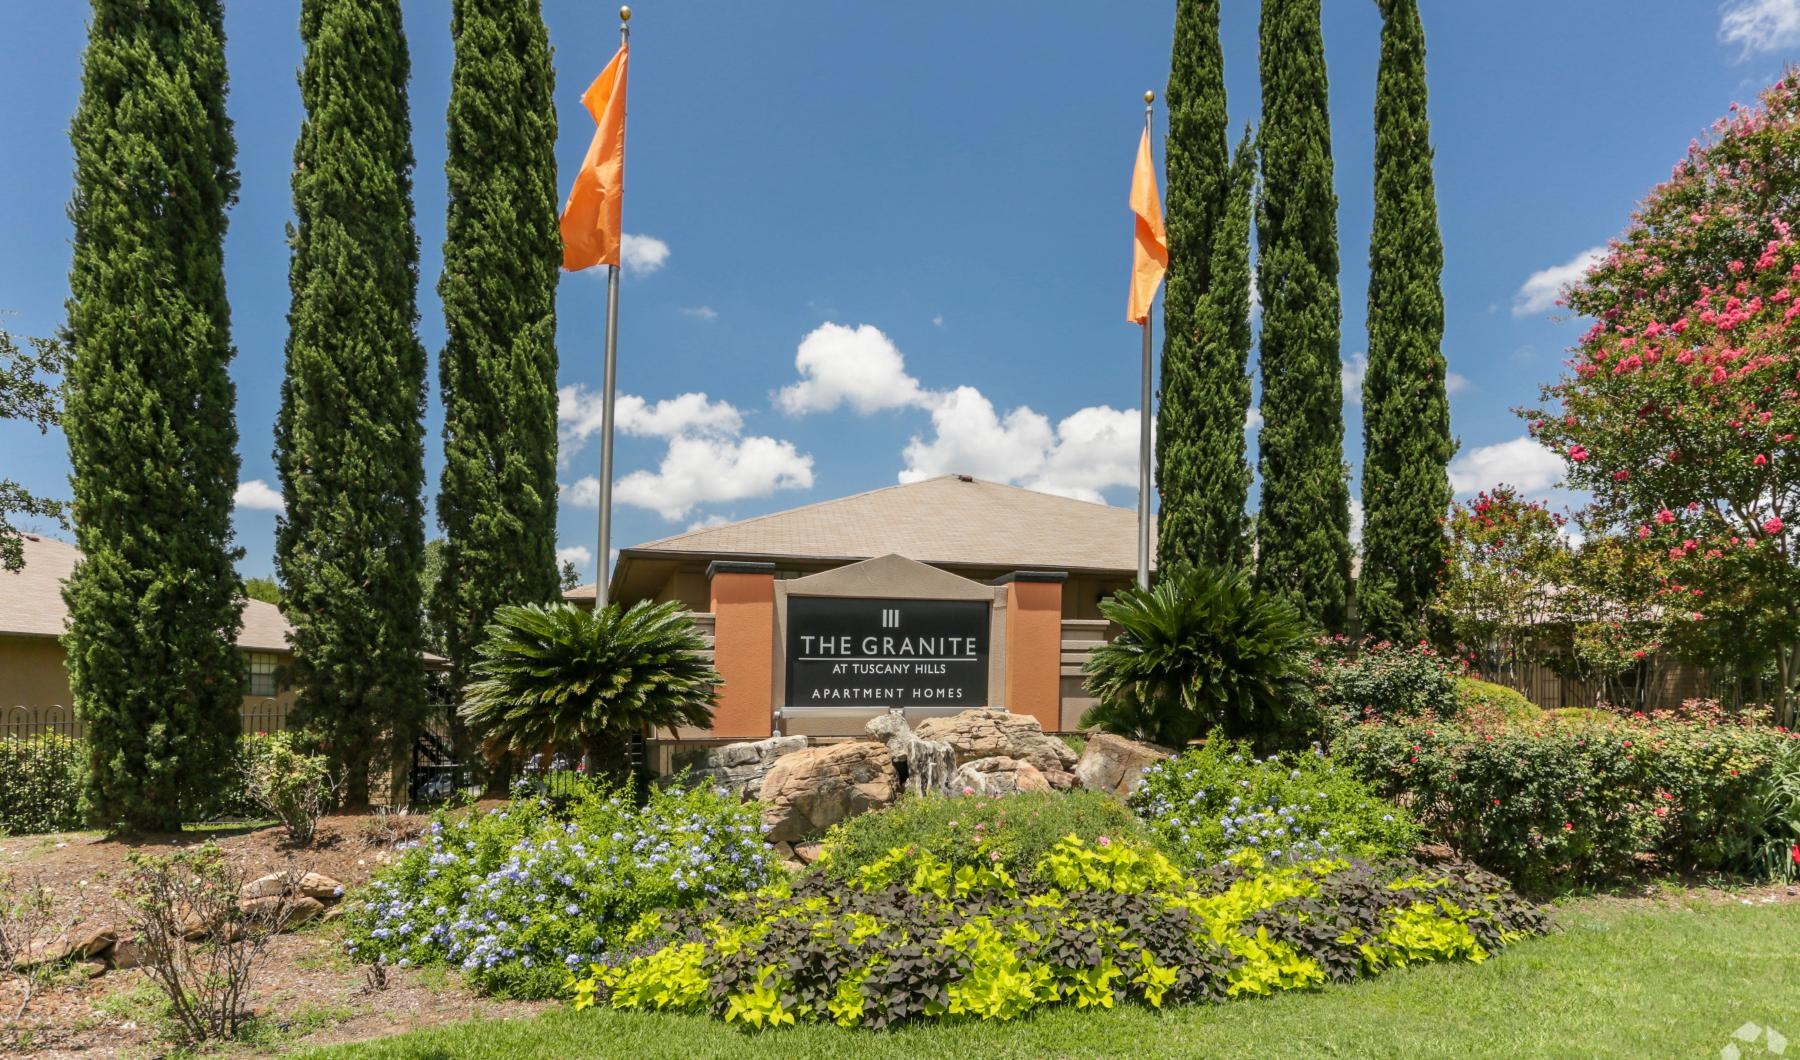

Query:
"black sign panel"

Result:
[[786, 596, 989, 709]]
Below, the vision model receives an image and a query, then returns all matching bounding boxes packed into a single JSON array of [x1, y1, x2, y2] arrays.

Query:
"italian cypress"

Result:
[[62, 0, 243, 831], [434, 0, 562, 726], [1360, 0, 1454, 642], [1254, 0, 1352, 632], [1157, 0, 1255, 574], [276, 0, 428, 808]]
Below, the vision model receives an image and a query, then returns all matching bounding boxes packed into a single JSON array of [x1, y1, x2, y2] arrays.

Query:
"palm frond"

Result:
[[460, 601, 721, 754]]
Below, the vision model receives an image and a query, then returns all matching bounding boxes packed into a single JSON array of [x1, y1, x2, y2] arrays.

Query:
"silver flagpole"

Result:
[[595, 6, 631, 610], [1137, 90, 1154, 591]]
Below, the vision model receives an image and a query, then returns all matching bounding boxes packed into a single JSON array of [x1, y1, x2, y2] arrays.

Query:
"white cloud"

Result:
[[931, 315, 945, 328], [559, 386, 744, 454], [776, 323, 930, 415], [681, 305, 718, 321], [1720, 0, 1800, 58], [1446, 371, 1470, 395], [619, 233, 670, 274], [1448, 436, 1565, 495], [233, 479, 284, 513], [898, 387, 1143, 504], [1245, 406, 1264, 431], [1513, 246, 1606, 317], [610, 435, 814, 520], [555, 545, 592, 568], [1342, 352, 1368, 405], [1349, 497, 1365, 547]]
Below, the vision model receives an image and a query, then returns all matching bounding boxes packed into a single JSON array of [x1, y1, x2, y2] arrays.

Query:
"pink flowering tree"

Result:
[[1527, 73, 1800, 725]]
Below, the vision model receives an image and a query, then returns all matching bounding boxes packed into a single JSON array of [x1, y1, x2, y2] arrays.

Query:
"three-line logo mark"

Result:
[[880, 608, 900, 629]]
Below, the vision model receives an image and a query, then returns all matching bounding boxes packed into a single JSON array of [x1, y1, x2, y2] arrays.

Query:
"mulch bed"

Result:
[[1, 813, 549, 1057]]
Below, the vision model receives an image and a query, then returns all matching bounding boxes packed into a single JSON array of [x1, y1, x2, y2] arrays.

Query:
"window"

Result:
[[247, 652, 282, 697]]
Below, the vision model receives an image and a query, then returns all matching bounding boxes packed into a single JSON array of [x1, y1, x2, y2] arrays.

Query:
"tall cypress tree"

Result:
[[1254, 0, 1352, 632], [434, 0, 561, 723], [277, 0, 428, 807], [1360, 0, 1453, 642], [1157, 0, 1255, 574], [62, 0, 243, 832]]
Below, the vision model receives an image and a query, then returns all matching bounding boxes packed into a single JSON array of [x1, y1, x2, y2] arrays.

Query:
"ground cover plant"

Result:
[[1131, 735, 1419, 870], [571, 835, 1545, 1030], [815, 789, 1149, 883], [1335, 700, 1800, 889], [343, 776, 772, 997]]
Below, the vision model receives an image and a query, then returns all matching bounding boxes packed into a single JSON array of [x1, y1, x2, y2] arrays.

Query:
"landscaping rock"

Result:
[[912, 710, 1077, 776], [239, 895, 325, 930], [950, 755, 1050, 796], [108, 936, 149, 971], [759, 741, 898, 842], [793, 842, 824, 864], [865, 711, 957, 795], [1073, 733, 1173, 797], [54, 924, 116, 962], [668, 734, 809, 797], [296, 872, 345, 901], [77, 958, 108, 979], [240, 870, 343, 902], [1042, 768, 1078, 790]]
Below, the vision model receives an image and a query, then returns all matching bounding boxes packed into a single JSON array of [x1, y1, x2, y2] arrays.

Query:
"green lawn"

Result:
[[304, 895, 1797, 1059]]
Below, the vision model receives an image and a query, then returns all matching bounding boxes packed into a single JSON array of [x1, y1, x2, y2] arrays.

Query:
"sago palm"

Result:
[[460, 601, 720, 758], [1082, 564, 1314, 750]]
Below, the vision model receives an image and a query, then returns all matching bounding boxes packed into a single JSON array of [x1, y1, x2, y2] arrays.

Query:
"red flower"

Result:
[[1563, 822, 1574, 832]]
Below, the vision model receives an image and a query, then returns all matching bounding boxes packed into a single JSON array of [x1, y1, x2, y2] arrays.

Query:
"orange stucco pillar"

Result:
[[996, 571, 1066, 732], [707, 561, 776, 739]]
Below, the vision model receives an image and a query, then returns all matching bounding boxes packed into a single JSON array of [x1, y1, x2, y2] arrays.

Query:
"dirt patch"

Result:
[[1, 813, 550, 1057]]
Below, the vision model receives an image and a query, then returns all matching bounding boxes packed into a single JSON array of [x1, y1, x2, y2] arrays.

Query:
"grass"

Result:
[[300, 894, 1799, 1059]]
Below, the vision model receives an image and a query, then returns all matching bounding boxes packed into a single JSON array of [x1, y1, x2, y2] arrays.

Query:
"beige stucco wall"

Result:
[[1, 634, 299, 732], [0, 635, 76, 711]]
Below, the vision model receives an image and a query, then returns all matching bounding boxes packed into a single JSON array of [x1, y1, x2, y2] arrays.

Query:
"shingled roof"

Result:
[[573, 475, 1153, 601], [0, 534, 295, 652]]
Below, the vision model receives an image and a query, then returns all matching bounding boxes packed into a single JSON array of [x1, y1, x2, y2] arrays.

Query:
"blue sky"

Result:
[[3, 1, 1799, 582]]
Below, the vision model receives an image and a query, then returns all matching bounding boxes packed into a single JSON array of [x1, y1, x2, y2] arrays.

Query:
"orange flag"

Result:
[[1126, 125, 1167, 325], [561, 44, 630, 271]]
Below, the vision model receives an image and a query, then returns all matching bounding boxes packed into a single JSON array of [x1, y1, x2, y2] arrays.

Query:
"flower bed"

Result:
[[572, 836, 1546, 1029], [344, 777, 774, 996], [1130, 736, 1419, 870]]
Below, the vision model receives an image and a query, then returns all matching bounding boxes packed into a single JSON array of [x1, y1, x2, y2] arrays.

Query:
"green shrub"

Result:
[[573, 838, 1546, 1029], [1454, 678, 1542, 725], [184, 731, 283, 823], [1543, 707, 1620, 729], [1130, 734, 1418, 870], [242, 730, 334, 844], [1311, 638, 1460, 726], [1082, 564, 1315, 750], [0, 735, 87, 834], [817, 789, 1147, 884], [1333, 702, 1800, 890], [343, 774, 773, 997]]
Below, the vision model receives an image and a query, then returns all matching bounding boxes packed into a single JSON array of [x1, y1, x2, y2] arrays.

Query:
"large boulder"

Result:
[[950, 755, 1050, 796], [1074, 733, 1174, 798], [759, 741, 898, 842], [865, 712, 957, 795], [668, 734, 809, 797], [912, 710, 1077, 776]]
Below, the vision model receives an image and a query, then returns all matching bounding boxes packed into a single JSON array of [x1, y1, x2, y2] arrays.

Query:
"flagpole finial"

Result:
[[619, 5, 632, 22], [1144, 90, 1155, 104]]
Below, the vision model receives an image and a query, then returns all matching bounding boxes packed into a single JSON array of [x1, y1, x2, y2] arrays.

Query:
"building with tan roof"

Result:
[[571, 474, 1151, 621], [1, 533, 298, 734], [567, 476, 1152, 740]]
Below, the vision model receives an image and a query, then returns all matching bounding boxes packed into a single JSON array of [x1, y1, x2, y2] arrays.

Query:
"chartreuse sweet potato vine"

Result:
[[568, 835, 1546, 1030]]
